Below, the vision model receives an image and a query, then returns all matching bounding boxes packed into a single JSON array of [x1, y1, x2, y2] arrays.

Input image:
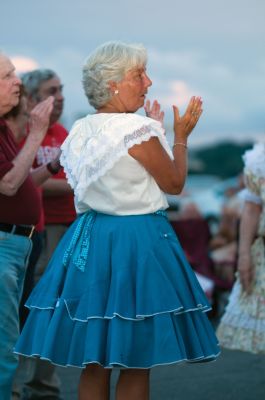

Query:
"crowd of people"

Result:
[[169, 179, 243, 317], [0, 41, 263, 400]]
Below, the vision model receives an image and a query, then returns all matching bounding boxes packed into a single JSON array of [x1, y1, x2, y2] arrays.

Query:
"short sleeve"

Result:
[[242, 143, 265, 199], [239, 188, 262, 205], [60, 113, 172, 201]]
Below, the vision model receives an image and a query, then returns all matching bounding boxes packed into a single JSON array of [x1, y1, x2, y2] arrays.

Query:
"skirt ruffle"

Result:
[[217, 280, 265, 354], [217, 236, 265, 354], [15, 211, 220, 368]]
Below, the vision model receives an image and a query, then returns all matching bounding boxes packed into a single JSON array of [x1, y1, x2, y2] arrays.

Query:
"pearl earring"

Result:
[[114, 90, 119, 95]]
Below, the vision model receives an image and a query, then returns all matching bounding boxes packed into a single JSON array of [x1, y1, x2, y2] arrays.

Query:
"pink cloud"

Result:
[[157, 80, 194, 108], [11, 56, 39, 73]]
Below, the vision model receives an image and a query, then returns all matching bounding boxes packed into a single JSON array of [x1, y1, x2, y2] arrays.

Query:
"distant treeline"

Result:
[[189, 141, 254, 178]]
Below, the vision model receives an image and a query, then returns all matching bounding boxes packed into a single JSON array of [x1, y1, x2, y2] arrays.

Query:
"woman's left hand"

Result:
[[144, 99, 164, 126]]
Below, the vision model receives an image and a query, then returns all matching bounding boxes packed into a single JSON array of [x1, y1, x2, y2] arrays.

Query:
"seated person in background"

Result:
[[209, 205, 239, 288], [209, 175, 245, 290], [170, 203, 216, 301]]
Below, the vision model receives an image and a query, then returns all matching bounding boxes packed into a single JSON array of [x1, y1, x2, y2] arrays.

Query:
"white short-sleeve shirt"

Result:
[[60, 113, 173, 215]]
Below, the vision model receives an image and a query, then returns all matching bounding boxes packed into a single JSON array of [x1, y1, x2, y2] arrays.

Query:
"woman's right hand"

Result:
[[144, 99, 165, 127], [173, 96, 203, 140]]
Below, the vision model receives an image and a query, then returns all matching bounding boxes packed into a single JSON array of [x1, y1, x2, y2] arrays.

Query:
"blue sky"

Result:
[[1, 0, 264, 147]]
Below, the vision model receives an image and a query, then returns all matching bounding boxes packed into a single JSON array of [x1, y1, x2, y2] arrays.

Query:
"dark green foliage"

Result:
[[189, 141, 253, 178]]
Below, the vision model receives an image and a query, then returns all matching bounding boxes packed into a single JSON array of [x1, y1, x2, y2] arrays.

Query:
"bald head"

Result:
[[0, 53, 21, 117]]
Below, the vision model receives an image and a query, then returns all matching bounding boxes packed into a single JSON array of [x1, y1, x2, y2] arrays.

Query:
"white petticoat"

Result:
[[217, 237, 265, 354]]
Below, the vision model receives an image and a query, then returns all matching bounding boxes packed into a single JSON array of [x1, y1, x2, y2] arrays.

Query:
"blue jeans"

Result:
[[0, 230, 32, 400]]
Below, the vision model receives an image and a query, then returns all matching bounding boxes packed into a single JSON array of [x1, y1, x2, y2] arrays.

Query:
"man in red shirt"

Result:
[[0, 53, 55, 400], [17, 69, 76, 400]]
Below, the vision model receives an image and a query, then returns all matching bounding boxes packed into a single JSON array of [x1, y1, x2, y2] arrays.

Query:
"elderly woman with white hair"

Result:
[[15, 41, 220, 400]]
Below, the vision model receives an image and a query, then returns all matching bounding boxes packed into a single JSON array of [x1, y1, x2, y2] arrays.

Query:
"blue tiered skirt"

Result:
[[15, 211, 220, 368]]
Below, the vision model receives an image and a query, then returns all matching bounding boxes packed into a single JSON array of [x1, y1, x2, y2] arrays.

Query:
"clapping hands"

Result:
[[173, 96, 203, 140], [29, 96, 54, 140], [144, 97, 203, 139], [144, 99, 164, 127]]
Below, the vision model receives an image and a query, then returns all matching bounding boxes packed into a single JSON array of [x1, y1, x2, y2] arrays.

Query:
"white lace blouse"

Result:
[[60, 113, 173, 215]]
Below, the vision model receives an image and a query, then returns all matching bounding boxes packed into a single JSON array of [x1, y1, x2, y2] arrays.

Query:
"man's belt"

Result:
[[0, 223, 35, 238]]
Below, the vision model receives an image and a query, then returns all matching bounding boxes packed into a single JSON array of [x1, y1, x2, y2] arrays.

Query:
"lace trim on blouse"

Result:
[[60, 113, 171, 201]]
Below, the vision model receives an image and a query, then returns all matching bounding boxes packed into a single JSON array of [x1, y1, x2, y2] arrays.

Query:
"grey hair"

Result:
[[82, 41, 147, 109], [21, 69, 57, 100]]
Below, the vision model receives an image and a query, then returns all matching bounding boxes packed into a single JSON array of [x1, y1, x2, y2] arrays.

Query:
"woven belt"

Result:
[[0, 223, 35, 238]]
